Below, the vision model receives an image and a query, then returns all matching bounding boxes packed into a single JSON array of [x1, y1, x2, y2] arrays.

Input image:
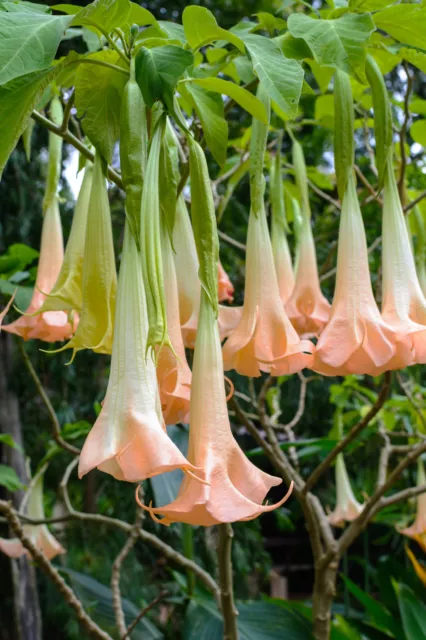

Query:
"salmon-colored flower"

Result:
[[78, 223, 196, 482], [156, 225, 191, 425], [222, 200, 314, 377], [137, 290, 293, 526], [328, 453, 363, 527], [0, 469, 65, 560], [285, 212, 330, 338], [400, 459, 426, 551], [2, 197, 75, 342], [218, 260, 234, 303], [380, 164, 426, 368], [313, 173, 396, 376], [38, 164, 93, 314], [173, 195, 241, 348]]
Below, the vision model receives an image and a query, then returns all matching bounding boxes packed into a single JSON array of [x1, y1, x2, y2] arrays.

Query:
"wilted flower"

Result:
[[38, 164, 93, 314], [137, 290, 293, 526], [78, 223, 196, 482], [2, 197, 75, 342], [218, 259, 234, 303], [173, 195, 241, 348], [328, 453, 363, 527], [400, 458, 426, 551], [380, 164, 426, 368], [314, 173, 396, 376], [0, 469, 65, 560]]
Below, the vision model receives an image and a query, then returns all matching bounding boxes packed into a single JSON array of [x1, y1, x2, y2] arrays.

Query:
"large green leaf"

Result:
[[1, 1, 51, 13], [396, 583, 426, 640], [374, 5, 426, 50], [0, 434, 23, 452], [342, 576, 403, 637], [70, 0, 131, 34], [398, 47, 426, 75], [182, 6, 244, 52], [0, 56, 75, 179], [411, 120, 426, 147], [135, 45, 193, 110], [74, 49, 128, 162], [0, 464, 25, 491], [185, 77, 268, 124], [349, 0, 393, 11], [0, 11, 72, 84], [287, 13, 375, 83], [242, 33, 303, 118], [184, 82, 228, 166]]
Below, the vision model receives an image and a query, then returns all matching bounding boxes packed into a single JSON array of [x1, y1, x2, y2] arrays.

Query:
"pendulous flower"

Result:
[[328, 453, 363, 528], [400, 458, 426, 552], [218, 259, 235, 303], [0, 469, 65, 560], [78, 223, 197, 482], [313, 173, 396, 376], [137, 290, 293, 526]]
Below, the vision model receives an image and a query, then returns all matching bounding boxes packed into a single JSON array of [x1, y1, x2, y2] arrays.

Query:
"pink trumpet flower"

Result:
[[78, 224, 198, 482], [285, 211, 330, 338], [399, 459, 426, 551], [173, 196, 241, 348], [218, 260, 234, 303], [328, 454, 363, 528], [313, 173, 396, 376], [0, 469, 65, 560], [222, 200, 314, 377], [156, 226, 191, 425], [2, 197, 74, 342], [137, 290, 293, 526], [380, 164, 426, 368]]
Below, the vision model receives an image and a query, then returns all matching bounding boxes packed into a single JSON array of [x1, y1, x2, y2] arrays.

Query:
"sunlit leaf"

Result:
[[182, 6, 244, 52]]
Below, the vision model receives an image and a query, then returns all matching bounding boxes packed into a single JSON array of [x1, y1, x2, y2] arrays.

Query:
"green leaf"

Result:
[[349, 0, 393, 11], [411, 99, 426, 116], [0, 280, 33, 309], [397, 583, 426, 640], [0, 434, 23, 452], [242, 33, 303, 118], [186, 77, 268, 124], [342, 576, 402, 636], [398, 47, 426, 75], [0, 11, 72, 84], [184, 82, 228, 166], [287, 13, 375, 83], [127, 2, 158, 28], [74, 50, 128, 162], [182, 6, 244, 53], [135, 45, 193, 111], [1, 1, 51, 13], [0, 56, 76, 178], [411, 120, 426, 147], [374, 5, 426, 51], [0, 243, 38, 275], [0, 464, 25, 491], [70, 0, 131, 34]]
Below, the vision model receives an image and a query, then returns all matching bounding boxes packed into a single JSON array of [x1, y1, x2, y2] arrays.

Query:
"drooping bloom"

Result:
[[0, 470, 65, 560], [218, 260, 234, 303], [2, 197, 75, 342], [156, 224, 191, 425], [328, 453, 363, 527], [56, 152, 117, 358], [380, 164, 426, 368], [137, 290, 293, 526], [285, 141, 330, 337], [222, 91, 313, 377], [78, 223, 196, 482], [313, 173, 397, 376], [400, 458, 426, 551], [38, 164, 93, 314], [173, 195, 241, 348]]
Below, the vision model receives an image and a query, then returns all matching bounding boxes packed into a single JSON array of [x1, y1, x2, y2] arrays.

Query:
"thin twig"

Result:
[[0, 500, 112, 640], [122, 591, 168, 640], [18, 341, 80, 455], [218, 230, 246, 252], [218, 524, 239, 640], [404, 190, 426, 214]]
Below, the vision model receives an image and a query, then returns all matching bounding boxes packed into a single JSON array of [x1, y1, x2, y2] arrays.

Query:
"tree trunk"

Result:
[[0, 334, 42, 640], [312, 560, 338, 640]]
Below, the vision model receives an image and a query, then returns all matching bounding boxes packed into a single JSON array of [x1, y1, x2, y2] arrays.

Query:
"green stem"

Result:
[[78, 57, 129, 77], [218, 524, 239, 640]]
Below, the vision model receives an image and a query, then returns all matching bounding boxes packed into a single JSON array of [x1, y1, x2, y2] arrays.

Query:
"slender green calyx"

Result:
[[249, 84, 271, 215], [120, 56, 148, 246], [140, 115, 172, 357], [365, 54, 393, 190], [334, 70, 355, 202], [43, 96, 63, 212], [159, 119, 179, 245], [292, 138, 311, 221], [270, 143, 290, 235], [186, 135, 219, 316]]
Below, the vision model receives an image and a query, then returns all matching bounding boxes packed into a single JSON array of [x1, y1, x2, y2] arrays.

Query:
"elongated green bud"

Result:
[[43, 97, 63, 212], [365, 54, 393, 189], [334, 70, 355, 202], [292, 139, 311, 220], [250, 84, 270, 215], [270, 145, 290, 235], [120, 57, 148, 246], [187, 135, 219, 315]]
